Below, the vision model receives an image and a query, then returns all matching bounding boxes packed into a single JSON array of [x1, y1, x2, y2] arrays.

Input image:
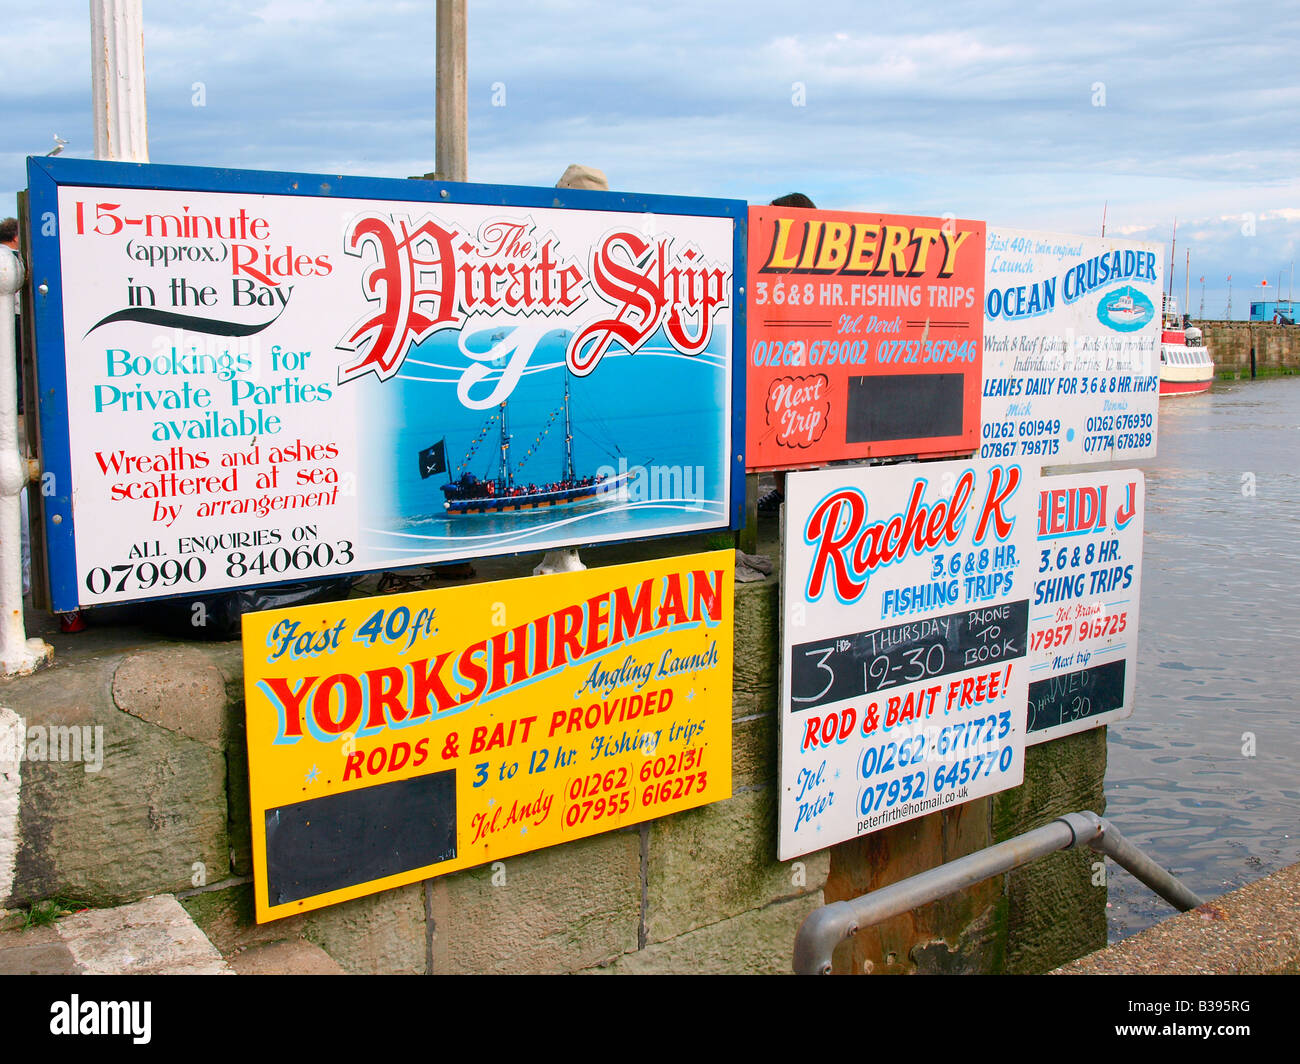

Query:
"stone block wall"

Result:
[[1, 578, 1106, 974], [1197, 322, 1300, 377]]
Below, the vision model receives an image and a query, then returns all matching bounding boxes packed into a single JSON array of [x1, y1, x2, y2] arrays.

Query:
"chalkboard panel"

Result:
[[1027, 659, 1126, 734], [845, 373, 965, 443], [789, 600, 1029, 712], [265, 770, 457, 906]]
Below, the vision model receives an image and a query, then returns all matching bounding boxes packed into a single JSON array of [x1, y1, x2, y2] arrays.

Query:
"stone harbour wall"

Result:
[[0, 578, 1106, 974], [1197, 322, 1300, 377]]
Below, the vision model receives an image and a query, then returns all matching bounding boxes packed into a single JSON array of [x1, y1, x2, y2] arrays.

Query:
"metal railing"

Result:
[[793, 810, 1204, 974], [0, 247, 51, 675]]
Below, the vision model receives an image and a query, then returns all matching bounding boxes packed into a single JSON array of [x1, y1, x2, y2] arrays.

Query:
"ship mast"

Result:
[[1167, 218, 1177, 318], [563, 372, 575, 483], [499, 400, 513, 491]]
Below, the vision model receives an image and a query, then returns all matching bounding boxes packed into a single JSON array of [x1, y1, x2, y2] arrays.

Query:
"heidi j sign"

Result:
[[26, 158, 746, 611], [1027, 469, 1144, 744], [243, 551, 733, 921], [779, 459, 1037, 857]]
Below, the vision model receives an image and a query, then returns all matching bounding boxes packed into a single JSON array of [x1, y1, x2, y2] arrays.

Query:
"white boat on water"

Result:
[[1159, 321, 1214, 397]]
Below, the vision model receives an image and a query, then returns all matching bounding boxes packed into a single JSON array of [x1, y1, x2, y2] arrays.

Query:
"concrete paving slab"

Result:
[[1055, 861, 1300, 975], [229, 939, 346, 975], [0, 894, 230, 975], [58, 895, 231, 975], [0, 922, 79, 975]]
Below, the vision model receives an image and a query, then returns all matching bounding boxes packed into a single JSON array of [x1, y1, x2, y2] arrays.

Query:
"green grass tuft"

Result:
[[16, 895, 91, 931]]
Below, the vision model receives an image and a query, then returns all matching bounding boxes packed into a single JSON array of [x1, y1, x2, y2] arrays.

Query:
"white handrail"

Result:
[[0, 247, 52, 675]]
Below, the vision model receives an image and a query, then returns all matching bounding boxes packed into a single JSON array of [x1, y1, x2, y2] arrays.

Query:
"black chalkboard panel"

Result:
[[1027, 659, 1126, 733], [789, 600, 1029, 712], [265, 770, 457, 906], [845, 373, 965, 443]]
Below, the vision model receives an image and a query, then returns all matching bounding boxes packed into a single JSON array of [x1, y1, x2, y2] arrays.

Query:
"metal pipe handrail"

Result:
[[0, 246, 52, 675], [793, 810, 1205, 974]]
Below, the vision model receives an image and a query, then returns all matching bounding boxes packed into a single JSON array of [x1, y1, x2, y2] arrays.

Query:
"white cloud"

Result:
[[4, 0, 1299, 317]]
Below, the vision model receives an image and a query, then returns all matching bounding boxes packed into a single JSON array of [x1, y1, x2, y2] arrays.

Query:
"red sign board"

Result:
[[745, 207, 985, 471]]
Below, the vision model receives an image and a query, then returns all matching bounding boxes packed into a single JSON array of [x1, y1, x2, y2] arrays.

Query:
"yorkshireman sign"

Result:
[[25, 158, 746, 611], [243, 551, 733, 921]]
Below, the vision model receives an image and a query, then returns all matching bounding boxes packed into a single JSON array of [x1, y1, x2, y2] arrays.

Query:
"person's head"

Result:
[[556, 164, 609, 192], [770, 193, 816, 209], [0, 218, 17, 249]]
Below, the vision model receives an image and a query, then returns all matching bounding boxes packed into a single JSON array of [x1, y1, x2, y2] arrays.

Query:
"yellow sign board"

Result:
[[242, 550, 734, 921]]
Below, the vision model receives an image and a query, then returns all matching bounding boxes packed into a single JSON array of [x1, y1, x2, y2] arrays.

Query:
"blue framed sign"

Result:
[[25, 158, 747, 612]]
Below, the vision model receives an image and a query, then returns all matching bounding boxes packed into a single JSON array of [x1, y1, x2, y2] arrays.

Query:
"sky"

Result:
[[5, 0, 1299, 318]]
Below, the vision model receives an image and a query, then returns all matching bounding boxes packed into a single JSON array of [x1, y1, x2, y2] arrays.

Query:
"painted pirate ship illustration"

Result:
[[420, 373, 632, 515]]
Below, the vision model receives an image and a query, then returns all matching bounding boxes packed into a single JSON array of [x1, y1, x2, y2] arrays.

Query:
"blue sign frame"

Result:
[[26, 156, 747, 612]]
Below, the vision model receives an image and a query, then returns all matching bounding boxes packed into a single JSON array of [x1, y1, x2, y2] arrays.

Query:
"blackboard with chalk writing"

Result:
[[1027, 660, 1126, 735], [789, 600, 1030, 712]]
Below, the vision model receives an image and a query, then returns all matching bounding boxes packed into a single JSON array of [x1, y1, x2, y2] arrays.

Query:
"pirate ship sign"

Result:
[[336, 188, 746, 563], [25, 158, 746, 610]]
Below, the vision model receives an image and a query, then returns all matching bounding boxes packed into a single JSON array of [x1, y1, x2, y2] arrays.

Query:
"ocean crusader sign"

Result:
[[26, 158, 745, 611], [243, 551, 733, 921], [981, 228, 1163, 466], [746, 206, 985, 471], [779, 459, 1037, 857]]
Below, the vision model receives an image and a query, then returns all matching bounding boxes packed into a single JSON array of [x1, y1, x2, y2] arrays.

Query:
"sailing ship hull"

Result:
[[443, 471, 634, 515]]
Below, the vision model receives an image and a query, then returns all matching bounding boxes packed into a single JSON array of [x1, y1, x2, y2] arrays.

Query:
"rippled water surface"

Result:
[[1103, 376, 1300, 942]]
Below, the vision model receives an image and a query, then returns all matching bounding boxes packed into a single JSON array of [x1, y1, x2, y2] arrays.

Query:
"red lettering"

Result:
[[343, 750, 364, 781], [408, 652, 463, 718], [975, 466, 1021, 542], [551, 606, 585, 670], [311, 674, 362, 735], [262, 675, 318, 739], [364, 667, 406, 730]]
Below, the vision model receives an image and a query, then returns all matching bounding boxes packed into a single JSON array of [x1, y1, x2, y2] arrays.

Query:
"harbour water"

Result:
[[1103, 375, 1300, 941]]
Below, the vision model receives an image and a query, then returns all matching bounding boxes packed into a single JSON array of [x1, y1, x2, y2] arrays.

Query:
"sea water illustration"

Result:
[[1096, 285, 1155, 332], [357, 320, 732, 564]]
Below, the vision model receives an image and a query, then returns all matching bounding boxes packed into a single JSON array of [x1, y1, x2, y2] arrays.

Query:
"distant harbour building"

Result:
[[1250, 300, 1297, 322]]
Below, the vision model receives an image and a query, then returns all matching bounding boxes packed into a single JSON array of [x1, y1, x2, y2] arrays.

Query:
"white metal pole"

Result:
[[90, 0, 150, 162], [0, 249, 52, 675]]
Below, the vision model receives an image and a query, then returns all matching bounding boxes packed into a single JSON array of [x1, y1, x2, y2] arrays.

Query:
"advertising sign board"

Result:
[[746, 207, 984, 471], [243, 550, 734, 921], [1027, 469, 1143, 744], [26, 158, 746, 611], [981, 227, 1163, 466], [779, 459, 1036, 858]]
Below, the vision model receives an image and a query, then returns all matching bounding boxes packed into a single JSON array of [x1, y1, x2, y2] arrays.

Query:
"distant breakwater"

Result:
[[1195, 322, 1300, 378]]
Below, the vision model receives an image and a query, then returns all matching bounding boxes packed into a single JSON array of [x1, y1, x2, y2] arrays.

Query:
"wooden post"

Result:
[[436, 0, 468, 182], [737, 473, 759, 555]]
